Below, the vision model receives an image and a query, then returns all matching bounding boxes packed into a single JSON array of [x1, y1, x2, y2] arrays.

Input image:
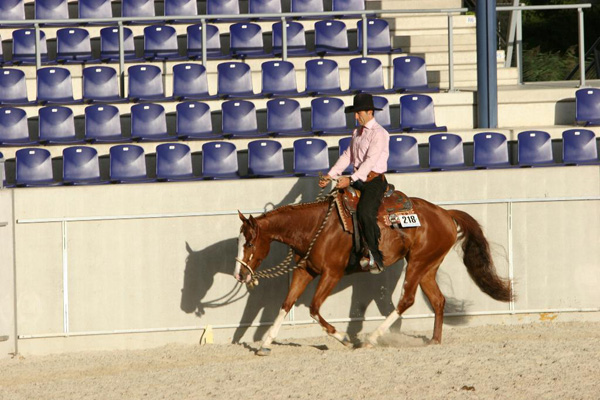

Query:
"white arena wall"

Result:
[[1, 165, 599, 357]]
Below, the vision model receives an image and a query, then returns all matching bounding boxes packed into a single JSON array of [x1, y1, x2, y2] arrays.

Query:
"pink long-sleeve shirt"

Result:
[[328, 118, 390, 182]]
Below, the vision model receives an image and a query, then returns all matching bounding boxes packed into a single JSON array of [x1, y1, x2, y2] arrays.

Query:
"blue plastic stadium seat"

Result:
[[272, 21, 314, 57], [311, 97, 352, 136], [0, 69, 35, 105], [357, 18, 402, 54], [56, 28, 100, 63], [176, 101, 218, 140], [122, 0, 155, 23], [37, 67, 82, 105], [304, 59, 349, 96], [562, 129, 599, 165], [12, 29, 49, 65], [38, 106, 83, 144], [79, 0, 113, 22], [85, 104, 129, 143], [221, 100, 267, 138], [248, 140, 291, 177], [291, 0, 324, 15], [187, 24, 227, 59], [387, 135, 421, 172], [517, 130, 554, 167], [156, 143, 201, 181], [372, 96, 402, 133], [172, 63, 217, 101], [261, 61, 302, 97], [0, 107, 36, 146], [83, 66, 127, 103], [201, 141, 240, 179], [229, 23, 268, 59], [249, 0, 282, 17], [400, 94, 447, 133], [473, 132, 511, 169], [575, 88, 600, 126], [128, 65, 170, 102], [349, 57, 395, 94], [266, 98, 311, 137], [164, 0, 198, 23], [293, 138, 329, 176], [393, 56, 438, 93], [63, 146, 106, 185], [217, 62, 261, 99], [109, 144, 154, 183], [428, 133, 465, 171], [315, 20, 359, 56], [333, 0, 365, 14], [15, 148, 58, 187], [337, 136, 352, 174], [143, 25, 186, 61], [100, 27, 143, 62], [130, 103, 173, 142], [207, 0, 243, 21], [35, 0, 69, 24], [0, 0, 26, 27]]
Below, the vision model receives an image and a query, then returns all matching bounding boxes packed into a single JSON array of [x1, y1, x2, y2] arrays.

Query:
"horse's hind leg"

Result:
[[257, 267, 315, 356], [419, 265, 445, 344], [309, 272, 351, 347]]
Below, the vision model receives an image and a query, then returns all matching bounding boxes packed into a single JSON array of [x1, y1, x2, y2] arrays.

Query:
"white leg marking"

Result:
[[261, 309, 288, 349], [368, 310, 400, 345]]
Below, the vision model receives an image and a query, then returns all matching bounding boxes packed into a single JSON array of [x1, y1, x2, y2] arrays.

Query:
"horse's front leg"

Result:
[[309, 271, 351, 347], [257, 267, 315, 356]]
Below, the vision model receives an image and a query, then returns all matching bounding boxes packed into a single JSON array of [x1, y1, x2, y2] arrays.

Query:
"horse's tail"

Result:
[[448, 209, 513, 302]]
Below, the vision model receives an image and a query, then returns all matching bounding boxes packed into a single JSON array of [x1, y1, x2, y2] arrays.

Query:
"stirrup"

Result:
[[360, 250, 383, 274]]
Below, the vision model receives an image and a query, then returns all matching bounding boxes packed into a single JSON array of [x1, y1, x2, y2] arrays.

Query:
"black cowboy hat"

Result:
[[344, 93, 382, 113]]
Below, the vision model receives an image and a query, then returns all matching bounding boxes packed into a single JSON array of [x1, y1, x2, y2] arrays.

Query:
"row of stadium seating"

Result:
[[0, 20, 397, 65], [0, 95, 446, 146], [2, 130, 598, 187], [0, 57, 435, 105], [1, 0, 366, 24]]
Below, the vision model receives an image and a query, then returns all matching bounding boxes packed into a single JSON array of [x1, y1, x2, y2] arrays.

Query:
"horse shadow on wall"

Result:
[[180, 178, 471, 343]]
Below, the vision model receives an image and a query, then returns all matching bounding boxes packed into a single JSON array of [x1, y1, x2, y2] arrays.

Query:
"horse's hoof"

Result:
[[256, 347, 271, 356], [358, 341, 375, 349], [428, 339, 441, 346], [341, 335, 353, 348]]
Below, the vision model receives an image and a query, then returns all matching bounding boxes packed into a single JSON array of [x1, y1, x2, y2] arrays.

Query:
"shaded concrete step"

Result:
[[388, 14, 477, 33], [421, 49, 505, 67], [394, 33, 477, 53], [368, 0, 463, 11]]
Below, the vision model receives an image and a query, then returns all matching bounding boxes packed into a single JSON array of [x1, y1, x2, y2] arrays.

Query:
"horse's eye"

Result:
[[246, 243, 254, 248]]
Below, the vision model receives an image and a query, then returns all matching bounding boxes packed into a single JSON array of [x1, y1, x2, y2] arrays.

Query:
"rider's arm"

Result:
[[327, 140, 352, 180]]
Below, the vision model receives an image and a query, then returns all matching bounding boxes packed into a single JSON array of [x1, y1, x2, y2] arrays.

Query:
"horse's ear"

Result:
[[248, 215, 258, 228], [238, 210, 248, 223]]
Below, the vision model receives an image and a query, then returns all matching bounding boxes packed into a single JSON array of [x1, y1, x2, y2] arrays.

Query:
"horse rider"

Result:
[[319, 93, 390, 273]]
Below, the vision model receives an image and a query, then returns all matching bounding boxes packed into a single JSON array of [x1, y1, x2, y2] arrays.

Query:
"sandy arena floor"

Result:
[[1, 321, 599, 400]]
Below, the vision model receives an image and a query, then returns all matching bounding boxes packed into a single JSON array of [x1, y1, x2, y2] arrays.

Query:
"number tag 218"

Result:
[[399, 214, 421, 228]]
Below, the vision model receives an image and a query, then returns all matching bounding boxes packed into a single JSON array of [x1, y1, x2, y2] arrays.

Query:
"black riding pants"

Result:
[[353, 174, 387, 266]]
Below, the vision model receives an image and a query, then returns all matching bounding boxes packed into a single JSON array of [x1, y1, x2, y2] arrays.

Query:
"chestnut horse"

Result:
[[235, 193, 512, 356]]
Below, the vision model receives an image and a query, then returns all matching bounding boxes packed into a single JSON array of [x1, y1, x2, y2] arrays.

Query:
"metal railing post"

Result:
[[362, 14, 368, 58], [281, 17, 287, 61], [578, 7, 586, 87], [34, 23, 41, 70], [516, 9, 522, 85], [201, 18, 207, 65], [447, 13, 455, 92], [118, 21, 125, 97]]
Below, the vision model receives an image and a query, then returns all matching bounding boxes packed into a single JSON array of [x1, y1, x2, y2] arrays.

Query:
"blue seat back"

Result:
[[0, 69, 30, 104], [207, 0, 239, 15], [165, 0, 197, 16], [39, 106, 76, 141], [473, 132, 510, 168], [291, 0, 324, 12], [388, 135, 419, 170], [0, 107, 29, 143], [79, 0, 112, 19], [305, 59, 342, 94], [372, 96, 392, 129], [311, 97, 347, 132], [250, 0, 282, 14], [35, 0, 68, 20], [187, 24, 221, 57], [156, 143, 194, 179], [63, 146, 101, 182], [131, 103, 167, 138], [349, 57, 385, 92], [100, 27, 136, 59], [173, 63, 210, 99], [517, 130, 553, 166], [393, 56, 428, 90], [110, 144, 148, 181], [429, 133, 464, 169], [338, 136, 352, 173], [261, 60, 297, 95], [122, 0, 155, 18], [144, 25, 179, 57], [56, 28, 93, 59], [202, 141, 239, 178], [315, 20, 349, 52], [333, 0, 365, 11], [357, 18, 392, 52], [248, 140, 286, 176], [37, 67, 75, 102], [217, 62, 255, 97], [575, 88, 600, 125], [400, 94, 436, 129], [176, 101, 212, 137], [85, 104, 122, 140], [222, 100, 258, 135], [16, 148, 54, 185], [562, 129, 598, 164], [267, 98, 303, 133], [128, 65, 164, 99], [272, 21, 307, 53], [294, 138, 329, 175], [230, 23, 264, 55], [0, 0, 25, 22], [12, 29, 48, 62], [83, 66, 121, 101]]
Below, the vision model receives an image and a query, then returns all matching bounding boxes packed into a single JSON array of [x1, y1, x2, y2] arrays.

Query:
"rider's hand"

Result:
[[336, 176, 351, 189], [318, 175, 332, 188]]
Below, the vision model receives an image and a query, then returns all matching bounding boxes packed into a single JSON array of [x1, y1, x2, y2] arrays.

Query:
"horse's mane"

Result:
[[260, 196, 332, 220]]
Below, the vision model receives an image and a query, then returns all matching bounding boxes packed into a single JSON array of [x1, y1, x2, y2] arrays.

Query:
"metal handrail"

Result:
[[0, 7, 469, 93], [565, 36, 600, 81]]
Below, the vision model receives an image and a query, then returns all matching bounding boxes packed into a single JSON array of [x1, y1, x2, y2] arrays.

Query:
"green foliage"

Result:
[[522, 46, 579, 81]]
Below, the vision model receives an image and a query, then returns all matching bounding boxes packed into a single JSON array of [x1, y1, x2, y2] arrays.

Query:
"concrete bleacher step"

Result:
[[367, 0, 464, 12], [393, 33, 477, 53]]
